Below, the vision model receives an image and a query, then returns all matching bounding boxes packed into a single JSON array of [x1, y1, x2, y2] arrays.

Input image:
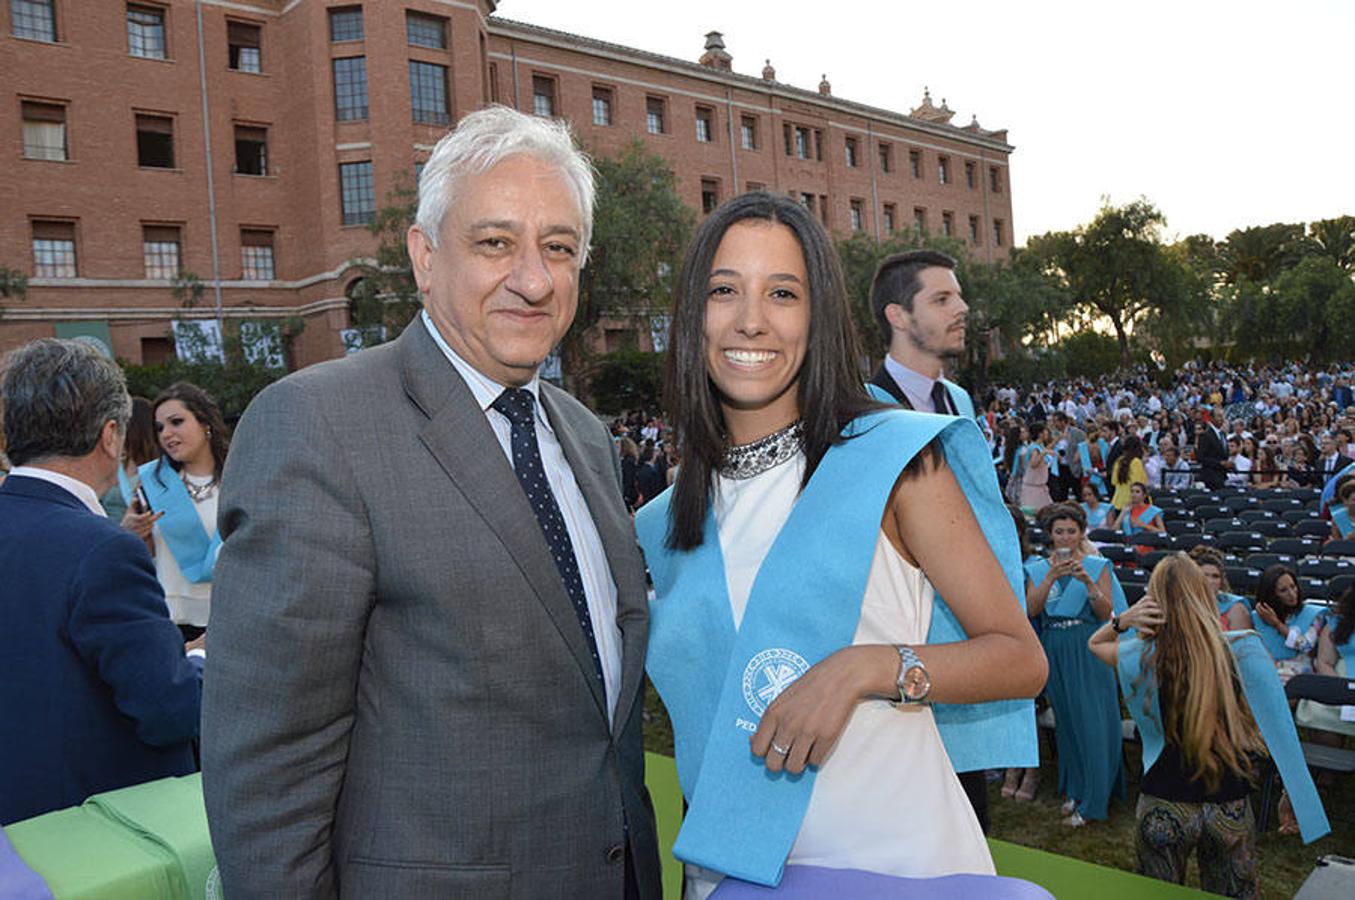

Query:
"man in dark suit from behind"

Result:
[[0, 339, 203, 826]]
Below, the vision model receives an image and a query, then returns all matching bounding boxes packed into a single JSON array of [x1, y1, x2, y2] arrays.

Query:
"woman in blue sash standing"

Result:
[[1024, 502, 1125, 827], [636, 193, 1049, 898], [136, 384, 229, 640]]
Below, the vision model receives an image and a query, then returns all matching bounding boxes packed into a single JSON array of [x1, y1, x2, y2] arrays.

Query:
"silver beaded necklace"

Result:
[[181, 471, 218, 502], [719, 420, 805, 480]]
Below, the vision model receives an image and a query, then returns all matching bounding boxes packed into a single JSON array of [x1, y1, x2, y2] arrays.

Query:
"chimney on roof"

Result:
[[699, 31, 732, 71], [818, 74, 831, 95], [762, 59, 776, 81]]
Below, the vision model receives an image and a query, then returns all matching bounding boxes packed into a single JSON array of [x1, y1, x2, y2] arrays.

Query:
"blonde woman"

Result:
[[1090, 556, 1329, 895]]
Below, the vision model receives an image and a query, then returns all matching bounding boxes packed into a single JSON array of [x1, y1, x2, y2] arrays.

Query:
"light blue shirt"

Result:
[[883, 354, 946, 413], [421, 312, 623, 722]]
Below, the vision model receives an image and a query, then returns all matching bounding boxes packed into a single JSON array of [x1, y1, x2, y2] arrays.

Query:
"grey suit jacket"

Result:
[[202, 322, 660, 898]]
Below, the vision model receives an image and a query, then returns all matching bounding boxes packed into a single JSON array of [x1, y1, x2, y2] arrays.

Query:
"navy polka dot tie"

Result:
[[491, 388, 604, 686]]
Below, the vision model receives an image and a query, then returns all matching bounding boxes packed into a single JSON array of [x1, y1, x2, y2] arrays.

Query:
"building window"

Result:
[[794, 126, 810, 160], [227, 21, 261, 72], [745, 181, 765, 193], [909, 149, 921, 179], [409, 60, 449, 125], [240, 229, 275, 280], [701, 178, 719, 214], [913, 207, 926, 232], [969, 215, 980, 244], [328, 6, 363, 42], [646, 96, 666, 134], [990, 166, 1002, 193], [799, 192, 816, 214], [878, 142, 892, 173], [883, 203, 896, 234], [819, 194, 829, 227], [941, 211, 954, 236], [126, 4, 166, 59], [591, 86, 612, 126], [21, 100, 66, 160], [135, 113, 175, 168], [695, 105, 714, 143], [993, 219, 1005, 246], [938, 155, 950, 185], [814, 129, 824, 161], [965, 161, 975, 189], [31, 220, 75, 277], [849, 199, 864, 231], [488, 62, 499, 103], [339, 160, 375, 226], [234, 124, 267, 175], [740, 115, 757, 150], [332, 57, 368, 121], [11, 0, 57, 41], [531, 74, 555, 117], [142, 224, 181, 278], [405, 10, 446, 49], [844, 137, 858, 168]]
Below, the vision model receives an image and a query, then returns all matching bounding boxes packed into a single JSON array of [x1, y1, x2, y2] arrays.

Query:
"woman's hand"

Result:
[[1254, 601, 1283, 630], [750, 645, 896, 775], [121, 503, 164, 541], [1119, 596, 1166, 637]]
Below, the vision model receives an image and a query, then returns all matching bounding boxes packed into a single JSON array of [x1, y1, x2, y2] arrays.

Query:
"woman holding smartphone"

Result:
[[1025, 502, 1125, 826], [125, 383, 230, 639]]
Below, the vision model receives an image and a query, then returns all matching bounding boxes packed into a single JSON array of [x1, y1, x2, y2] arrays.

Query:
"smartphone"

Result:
[[1056, 547, 1072, 562], [135, 485, 153, 513]]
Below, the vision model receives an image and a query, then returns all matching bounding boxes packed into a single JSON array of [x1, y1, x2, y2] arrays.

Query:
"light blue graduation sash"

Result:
[[1081, 502, 1112, 531], [1117, 632, 1330, 843], [1332, 506, 1354, 539], [866, 381, 1038, 771], [1320, 461, 1355, 513], [1249, 602, 1323, 661], [137, 460, 221, 583], [1326, 615, 1355, 670], [637, 409, 1030, 886], [1121, 504, 1163, 537], [116, 464, 136, 506], [1079, 442, 1107, 495], [1216, 592, 1249, 618], [1024, 555, 1127, 621]]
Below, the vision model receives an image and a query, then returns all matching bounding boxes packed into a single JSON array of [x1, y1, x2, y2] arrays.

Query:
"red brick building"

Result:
[[1, 0, 1014, 368]]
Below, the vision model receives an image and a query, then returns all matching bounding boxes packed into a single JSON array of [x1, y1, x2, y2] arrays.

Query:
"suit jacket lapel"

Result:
[[541, 385, 646, 733], [399, 325, 609, 718], [868, 365, 913, 409]]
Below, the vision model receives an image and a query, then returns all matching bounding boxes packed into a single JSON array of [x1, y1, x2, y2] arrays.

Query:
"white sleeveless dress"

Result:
[[684, 452, 993, 899]]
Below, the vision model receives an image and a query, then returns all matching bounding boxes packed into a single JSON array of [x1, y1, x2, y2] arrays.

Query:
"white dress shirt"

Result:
[[422, 312, 622, 723], [883, 355, 947, 413], [8, 465, 106, 516]]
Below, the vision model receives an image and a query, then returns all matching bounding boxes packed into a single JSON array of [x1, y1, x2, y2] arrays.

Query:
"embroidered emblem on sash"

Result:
[[742, 648, 809, 717]]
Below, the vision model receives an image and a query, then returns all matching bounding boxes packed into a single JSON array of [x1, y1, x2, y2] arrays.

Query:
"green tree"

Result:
[[0, 267, 27, 300], [570, 140, 694, 390], [587, 349, 665, 414], [1304, 216, 1355, 272], [1217, 222, 1305, 285], [1025, 198, 1194, 368], [1269, 255, 1355, 362], [349, 173, 422, 347]]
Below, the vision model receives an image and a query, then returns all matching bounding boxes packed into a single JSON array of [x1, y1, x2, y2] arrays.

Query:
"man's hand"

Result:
[[185, 633, 207, 654]]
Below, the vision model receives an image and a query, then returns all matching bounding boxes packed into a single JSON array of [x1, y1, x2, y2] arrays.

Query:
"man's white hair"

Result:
[[415, 106, 596, 263]]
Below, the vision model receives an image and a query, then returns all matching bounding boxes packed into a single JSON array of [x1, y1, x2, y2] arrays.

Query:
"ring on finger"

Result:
[[770, 741, 790, 756]]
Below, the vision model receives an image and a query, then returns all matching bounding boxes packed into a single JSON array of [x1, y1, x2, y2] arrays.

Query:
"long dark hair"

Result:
[[150, 382, 231, 487], [1332, 583, 1355, 648], [1114, 434, 1145, 484], [125, 397, 158, 468], [663, 192, 882, 550], [1255, 564, 1301, 623]]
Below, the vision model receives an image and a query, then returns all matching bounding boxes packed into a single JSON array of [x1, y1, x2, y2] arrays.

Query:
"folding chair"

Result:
[[1216, 531, 1267, 554], [1141, 550, 1174, 571], [1264, 498, 1303, 514], [1183, 493, 1223, 510], [1172, 533, 1213, 550], [1098, 545, 1136, 565], [1129, 532, 1173, 550], [1252, 520, 1291, 539], [1329, 574, 1355, 601], [1226, 566, 1263, 595], [1225, 495, 1260, 512], [1322, 539, 1355, 559], [1246, 553, 1295, 571], [1204, 517, 1243, 534], [1296, 520, 1333, 540], [1087, 528, 1123, 544], [1238, 508, 1277, 524], [1259, 674, 1355, 832], [1122, 581, 1148, 605], [1165, 518, 1199, 536], [1298, 577, 1328, 600], [1297, 558, 1355, 581], [1269, 537, 1319, 558], [1282, 509, 1320, 526]]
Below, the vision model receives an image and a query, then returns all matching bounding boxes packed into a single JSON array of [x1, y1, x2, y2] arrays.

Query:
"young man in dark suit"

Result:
[[0, 339, 202, 826]]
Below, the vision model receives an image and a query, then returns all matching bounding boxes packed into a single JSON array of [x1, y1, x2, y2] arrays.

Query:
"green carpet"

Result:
[[643, 753, 1208, 899]]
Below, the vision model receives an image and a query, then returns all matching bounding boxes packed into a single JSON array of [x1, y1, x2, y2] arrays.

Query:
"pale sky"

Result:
[[497, 0, 1355, 246]]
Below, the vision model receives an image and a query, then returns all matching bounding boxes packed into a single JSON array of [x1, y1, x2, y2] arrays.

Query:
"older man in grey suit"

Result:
[[202, 108, 660, 898]]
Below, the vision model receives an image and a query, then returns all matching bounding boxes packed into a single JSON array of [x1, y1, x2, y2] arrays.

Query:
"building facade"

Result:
[[1, 0, 1014, 368]]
